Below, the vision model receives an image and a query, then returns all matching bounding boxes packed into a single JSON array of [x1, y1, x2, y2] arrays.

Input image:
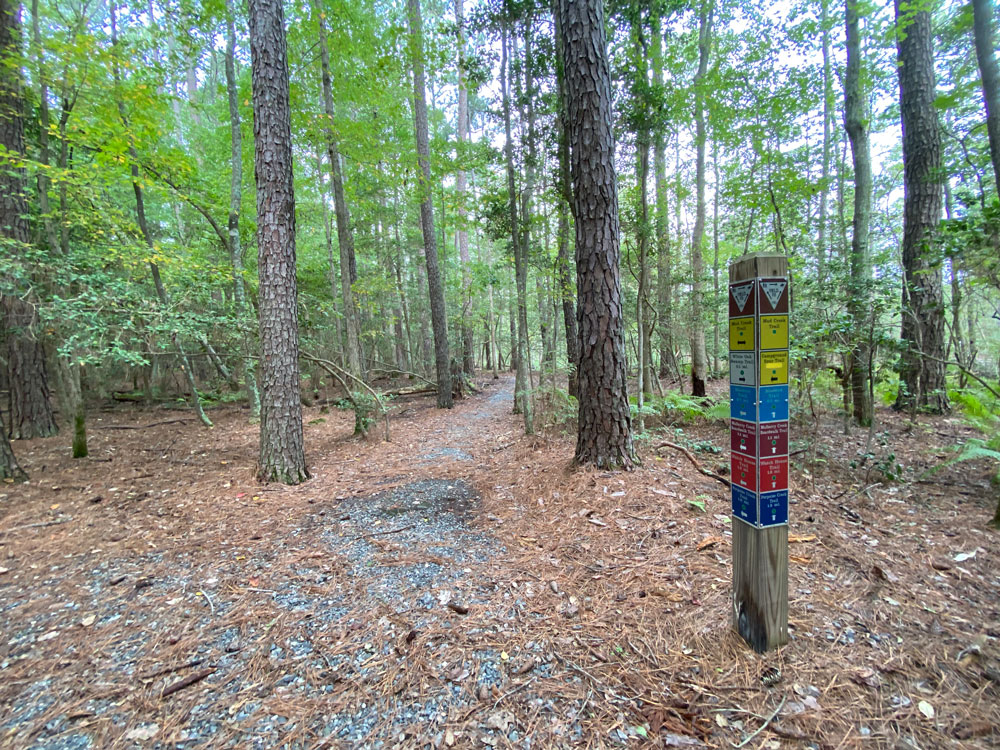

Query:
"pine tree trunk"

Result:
[[225, 0, 260, 418], [0, 0, 57, 440], [500, 16, 532, 431], [556, 0, 634, 468], [553, 2, 578, 397], [845, 0, 873, 426], [689, 0, 713, 398], [972, 0, 1000, 192], [893, 0, 949, 414], [455, 0, 475, 376], [637, 136, 652, 400], [818, 0, 832, 287], [407, 0, 452, 409], [248, 0, 308, 483]]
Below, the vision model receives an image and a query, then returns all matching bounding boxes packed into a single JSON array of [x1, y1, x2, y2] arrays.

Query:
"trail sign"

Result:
[[728, 254, 790, 654]]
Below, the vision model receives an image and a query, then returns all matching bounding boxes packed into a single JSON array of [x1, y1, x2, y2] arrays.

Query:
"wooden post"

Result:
[[729, 253, 789, 652]]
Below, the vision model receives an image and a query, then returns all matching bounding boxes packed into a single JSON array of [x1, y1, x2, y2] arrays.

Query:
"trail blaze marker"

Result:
[[729, 254, 789, 653]]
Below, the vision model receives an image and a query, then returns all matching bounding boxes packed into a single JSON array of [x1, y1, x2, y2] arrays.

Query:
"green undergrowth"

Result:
[[934, 386, 1000, 527]]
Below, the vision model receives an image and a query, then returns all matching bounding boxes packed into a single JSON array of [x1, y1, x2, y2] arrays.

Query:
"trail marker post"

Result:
[[729, 254, 789, 653]]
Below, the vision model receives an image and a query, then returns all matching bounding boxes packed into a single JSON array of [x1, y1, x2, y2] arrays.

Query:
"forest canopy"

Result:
[[0, 0, 998, 501]]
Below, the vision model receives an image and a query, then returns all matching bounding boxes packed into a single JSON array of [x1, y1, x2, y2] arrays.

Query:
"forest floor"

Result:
[[0, 374, 998, 750]]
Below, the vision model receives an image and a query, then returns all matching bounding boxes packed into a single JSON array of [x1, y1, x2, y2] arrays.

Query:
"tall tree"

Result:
[[455, 0, 474, 376], [972, 0, 1000, 191], [249, 0, 309, 482], [845, 0, 873, 426], [557, 0, 634, 468], [553, 1, 578, 398], [407, 0, 452, 409], [316, 2, 363, 385], [0, 0, 27, 479], [893, 0, 949, 413], [651, 9, 677, 383], [225, 0, 260, 419], [500, 14, 532, 431], [0, 0, 56, 441], [688, 0, 713, 398]]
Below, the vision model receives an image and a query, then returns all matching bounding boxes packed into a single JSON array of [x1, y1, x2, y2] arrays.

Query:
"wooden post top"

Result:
[[729, 254, 789, 283]]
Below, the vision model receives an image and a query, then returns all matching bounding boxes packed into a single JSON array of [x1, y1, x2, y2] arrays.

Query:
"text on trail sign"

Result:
[[729, 318, 755, 350], [728, 274, 790, 529], [729, 352, 756, 386]]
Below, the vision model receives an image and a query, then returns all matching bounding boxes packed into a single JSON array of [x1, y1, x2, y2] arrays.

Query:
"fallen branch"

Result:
[[0, 517, 73, 535], [733, 695, 786, 748], [97, 419, 192, 430], [347, 523, 417, 542], [141, 658, 205, 681], [160, 667, 215, 698], [655, 441, 731, 487], [301, 352, 391, 441]]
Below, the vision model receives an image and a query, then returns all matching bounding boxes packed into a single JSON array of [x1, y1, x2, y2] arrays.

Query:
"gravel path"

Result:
[[0, 378, 526, 749]]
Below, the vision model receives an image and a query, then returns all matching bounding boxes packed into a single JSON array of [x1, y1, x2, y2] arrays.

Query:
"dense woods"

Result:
[[0, 0, 998, 506], [3, 0, 1000, 744]]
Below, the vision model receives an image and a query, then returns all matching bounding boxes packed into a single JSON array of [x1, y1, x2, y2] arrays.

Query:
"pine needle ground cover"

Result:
[[0, 376, 997, 748]]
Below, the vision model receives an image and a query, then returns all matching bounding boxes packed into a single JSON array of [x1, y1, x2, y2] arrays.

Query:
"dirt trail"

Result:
[[2, 376, 999, 749], [0, 377, 533, 749]]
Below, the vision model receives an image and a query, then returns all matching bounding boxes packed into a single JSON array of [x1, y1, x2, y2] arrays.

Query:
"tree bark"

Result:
[[556, 0, 634, 468], [455, 0, 474, 376], [553, 1, 578, 398], [225, 0, 260, 419], [0, 0, 57, 441], [688, 0, 713, 398], [893, 0, 949, 414], [500, 14, 532, 431], [652, 12, 677, 383], [248, 0, 308, 482], [845, 0, 873, 426], [818, 0, 832, 287], [407, 0, 452, 409], [972, 0, 1000, 192]]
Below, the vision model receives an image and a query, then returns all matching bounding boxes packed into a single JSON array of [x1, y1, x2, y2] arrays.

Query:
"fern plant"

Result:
[[941, 388, 1000, 527]]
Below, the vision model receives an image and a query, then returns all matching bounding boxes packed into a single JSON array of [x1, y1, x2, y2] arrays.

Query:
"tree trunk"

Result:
[[654, 0, 677, 383], [407, 0, 452, 409], [818, 0, 832, 287], [0, 410, 26, 481], [845, 0, 874, 427], [712, 140, 721, 377], [972, 0, 1000, 192], [553, 2, 578, 398], [225, 0, 260, 418], [556, 0, 634, 468], [455, 0, 474, 376], [500, 15, 532, 431], [248, 0, 308, 482], [893, 0, 949, 414], [0, 0, 56, 440], [637, 135, 652, 411], [316, 5, 363, 383], [689, 0, 713, 398]]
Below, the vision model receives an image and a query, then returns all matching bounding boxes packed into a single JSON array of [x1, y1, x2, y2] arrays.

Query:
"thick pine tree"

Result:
[[556, 0, 634, 468], [249, 0, 308, 483], [0, 0, 56, 442], [893, 0, 949, 413]]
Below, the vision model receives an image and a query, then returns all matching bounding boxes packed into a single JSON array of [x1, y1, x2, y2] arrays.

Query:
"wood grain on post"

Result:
[[730, 253, 788, 653]]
